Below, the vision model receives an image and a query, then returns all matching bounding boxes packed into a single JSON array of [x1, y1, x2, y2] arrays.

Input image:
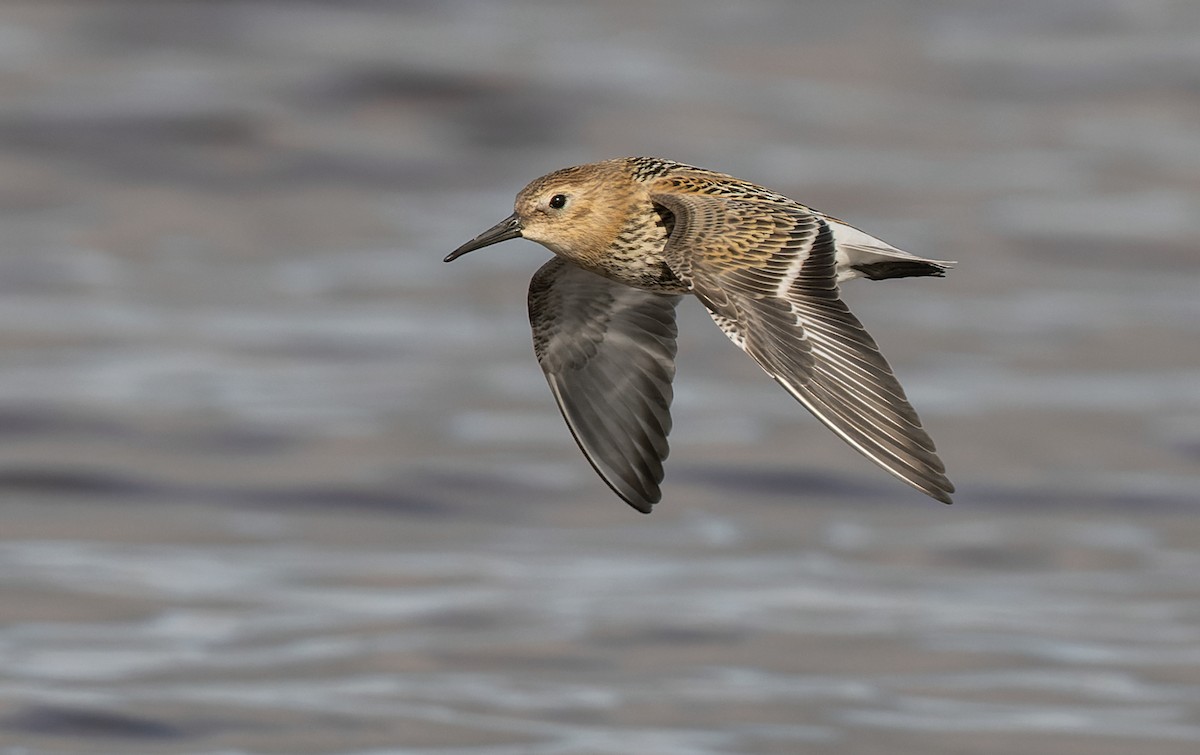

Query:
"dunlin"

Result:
[[445, 157, 954, 512]]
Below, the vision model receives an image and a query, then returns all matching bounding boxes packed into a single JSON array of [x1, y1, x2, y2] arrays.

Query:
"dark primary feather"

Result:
[[651, 189, 954, 503], [528, 258, 682, 512]]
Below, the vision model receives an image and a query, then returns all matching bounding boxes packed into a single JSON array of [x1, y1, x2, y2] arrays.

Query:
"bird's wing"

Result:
[[651, 191, 954, 503], [528, 257, 682, 513]]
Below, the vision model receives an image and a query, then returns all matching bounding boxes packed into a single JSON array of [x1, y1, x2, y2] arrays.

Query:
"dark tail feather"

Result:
[[852, 260, 948, 281]]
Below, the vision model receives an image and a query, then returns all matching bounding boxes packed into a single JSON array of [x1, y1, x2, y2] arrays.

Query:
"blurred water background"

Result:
[[1, 1, 1199, 753]]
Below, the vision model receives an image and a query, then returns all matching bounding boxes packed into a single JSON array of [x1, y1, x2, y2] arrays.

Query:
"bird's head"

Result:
[[444, 162, 628, 264]]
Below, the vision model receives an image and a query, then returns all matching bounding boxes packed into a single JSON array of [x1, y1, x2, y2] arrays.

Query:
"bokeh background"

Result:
[[1, 1, 1199, 753]]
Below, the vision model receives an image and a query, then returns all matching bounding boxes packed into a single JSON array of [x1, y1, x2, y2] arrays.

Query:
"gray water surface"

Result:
[[1, 2, 1199, 753]]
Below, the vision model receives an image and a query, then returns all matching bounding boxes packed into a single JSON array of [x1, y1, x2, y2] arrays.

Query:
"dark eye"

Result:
[[548, 194, 567, 209]]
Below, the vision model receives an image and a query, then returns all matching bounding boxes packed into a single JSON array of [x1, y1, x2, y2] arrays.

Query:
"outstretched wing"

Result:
[[652, 191, 954, 503], [528, 258, 682, 512]]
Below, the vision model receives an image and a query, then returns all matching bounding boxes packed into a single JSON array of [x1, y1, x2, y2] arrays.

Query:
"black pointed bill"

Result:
[[444, 213, 522, 262]]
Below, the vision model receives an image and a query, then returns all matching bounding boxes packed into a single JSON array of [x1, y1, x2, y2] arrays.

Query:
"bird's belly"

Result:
[[593, 254, 690, 294]]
